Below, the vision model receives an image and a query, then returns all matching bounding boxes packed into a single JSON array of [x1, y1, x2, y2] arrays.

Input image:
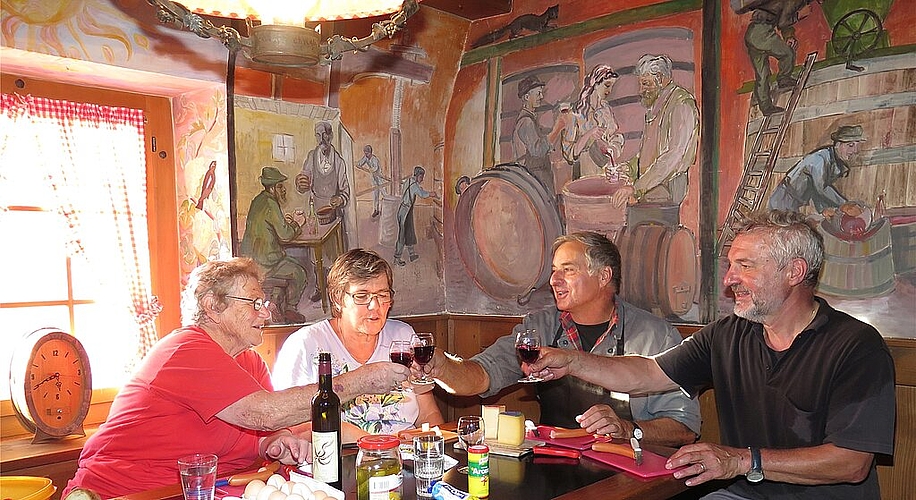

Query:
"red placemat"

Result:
[[527, 426, 599, 451], [582, 449, 685, 479]]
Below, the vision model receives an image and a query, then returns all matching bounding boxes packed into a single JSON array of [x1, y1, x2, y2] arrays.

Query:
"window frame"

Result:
[[0, 74, 180, 437]]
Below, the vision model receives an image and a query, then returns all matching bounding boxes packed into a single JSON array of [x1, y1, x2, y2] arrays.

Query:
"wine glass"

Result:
[[411, 332, 436, 385], [516, 328, 543, 383], [388, 340, 414, 392], [456, 415, 485, 474]]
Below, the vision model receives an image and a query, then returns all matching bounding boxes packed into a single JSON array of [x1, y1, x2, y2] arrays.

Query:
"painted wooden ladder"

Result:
[[717, 51, 818, 257]]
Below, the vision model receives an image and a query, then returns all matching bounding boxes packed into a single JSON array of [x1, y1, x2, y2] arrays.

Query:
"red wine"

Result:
[[517, 345, 540, 364], [390, 351, 414, 367], [311, 352, 341, 490], [413, 345, 435, 364]]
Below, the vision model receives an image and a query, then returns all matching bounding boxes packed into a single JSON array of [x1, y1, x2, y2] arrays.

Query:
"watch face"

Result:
[[633, 427, 643, 440], [23, 332, 92, 436], [747, 470, 765, 483]]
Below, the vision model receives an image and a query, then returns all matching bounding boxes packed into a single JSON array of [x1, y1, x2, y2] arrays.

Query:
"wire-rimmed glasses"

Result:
[[226, 295, 269, 311]]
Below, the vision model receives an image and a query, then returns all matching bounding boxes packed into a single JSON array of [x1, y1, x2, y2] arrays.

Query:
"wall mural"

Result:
[[3, 0, 913, 337], [443, 0, 914, 339]]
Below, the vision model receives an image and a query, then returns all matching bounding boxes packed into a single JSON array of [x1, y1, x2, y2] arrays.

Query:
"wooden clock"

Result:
[[9, 327, 93, 443]]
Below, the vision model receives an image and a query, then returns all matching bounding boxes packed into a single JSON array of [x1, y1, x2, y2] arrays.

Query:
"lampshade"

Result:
[[181, 0, 409, 24], [147, 0, 420, 66]]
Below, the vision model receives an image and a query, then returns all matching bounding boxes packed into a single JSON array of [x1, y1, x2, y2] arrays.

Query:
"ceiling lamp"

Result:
[[146, 0, 420, 67]]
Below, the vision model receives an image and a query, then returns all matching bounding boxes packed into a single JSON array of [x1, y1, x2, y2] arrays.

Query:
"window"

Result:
[[0, 76, 179, 402]]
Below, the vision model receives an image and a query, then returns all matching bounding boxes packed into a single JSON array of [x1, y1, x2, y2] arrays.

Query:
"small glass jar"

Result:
[[356, 434, 403, 500]]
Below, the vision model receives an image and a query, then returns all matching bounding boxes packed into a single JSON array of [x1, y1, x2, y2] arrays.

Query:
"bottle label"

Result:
[[312, 430, 339, 483], [368, 473, 402, 500]]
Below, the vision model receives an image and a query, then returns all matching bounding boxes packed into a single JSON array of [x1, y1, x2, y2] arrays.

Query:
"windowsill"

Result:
[[1, 425, 100, 470]]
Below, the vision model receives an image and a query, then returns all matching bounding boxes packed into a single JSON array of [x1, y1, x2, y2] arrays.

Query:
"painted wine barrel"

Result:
[[455, 163, 563, 301], [562, 175, 628, 242], [887, 207, 916, 275], [616, 224, 698, 317], [817, 217, 895, 298], [747, 53, 915, 214]]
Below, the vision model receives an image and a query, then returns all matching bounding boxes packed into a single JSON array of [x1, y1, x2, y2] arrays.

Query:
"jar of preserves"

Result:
[[356, 434, 403, 500]]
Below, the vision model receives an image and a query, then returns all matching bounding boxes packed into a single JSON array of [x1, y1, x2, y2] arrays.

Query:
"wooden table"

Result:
[[116, 441, 687, 500], [280, 219, 344, 313]]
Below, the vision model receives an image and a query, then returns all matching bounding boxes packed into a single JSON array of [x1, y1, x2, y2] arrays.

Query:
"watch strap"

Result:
[[747, 447, 764, 482]]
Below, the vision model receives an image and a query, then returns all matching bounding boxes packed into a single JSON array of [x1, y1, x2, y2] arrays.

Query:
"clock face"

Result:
[[16, 330, 93, 437]]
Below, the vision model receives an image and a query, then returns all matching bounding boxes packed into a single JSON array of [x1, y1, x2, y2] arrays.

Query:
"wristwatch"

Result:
[[747, 447, 764, 483], [632, 423, 643, 441]]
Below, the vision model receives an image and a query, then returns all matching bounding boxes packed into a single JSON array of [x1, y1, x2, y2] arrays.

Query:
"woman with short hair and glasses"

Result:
[[274, 249, 444, 437], [65, 257, 409, 498]]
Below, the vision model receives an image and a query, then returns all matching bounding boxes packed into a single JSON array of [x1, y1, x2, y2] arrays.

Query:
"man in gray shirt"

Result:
[[420, 231, 699, 447]]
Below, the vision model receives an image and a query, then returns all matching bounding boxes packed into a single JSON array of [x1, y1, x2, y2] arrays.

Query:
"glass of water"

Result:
[[178, 453, 218, 500], [413, 434, 444, 498]]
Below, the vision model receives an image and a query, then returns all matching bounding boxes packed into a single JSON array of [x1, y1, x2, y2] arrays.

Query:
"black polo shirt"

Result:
[[656, 298, 895, 499]]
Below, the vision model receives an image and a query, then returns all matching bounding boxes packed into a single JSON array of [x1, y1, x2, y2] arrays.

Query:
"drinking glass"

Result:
[[388, 340, 414, 392], [414, 434, 445, 498], [455, 415, 485, 474], [411, 333, 436, 385], [516, 328, 543, 383], [178, 453, 218, 500]]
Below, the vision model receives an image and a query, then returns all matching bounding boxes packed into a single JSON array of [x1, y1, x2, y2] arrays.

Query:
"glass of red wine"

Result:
[[411, 332, 436, 385], [516, 328, 543, 383], [388, 340, 414, 393]]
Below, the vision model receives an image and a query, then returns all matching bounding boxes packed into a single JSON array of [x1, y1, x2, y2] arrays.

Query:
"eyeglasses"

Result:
[[345, 290, 394, 305], [226, 295, 269, 311]]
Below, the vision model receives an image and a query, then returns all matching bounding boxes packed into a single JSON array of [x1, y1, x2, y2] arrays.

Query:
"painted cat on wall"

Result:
[[471, 5, 559, 48]]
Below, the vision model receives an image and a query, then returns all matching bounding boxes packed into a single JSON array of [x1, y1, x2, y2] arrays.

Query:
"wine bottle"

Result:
[[311, 352, 341, 489], [306, 197, 318, 235]]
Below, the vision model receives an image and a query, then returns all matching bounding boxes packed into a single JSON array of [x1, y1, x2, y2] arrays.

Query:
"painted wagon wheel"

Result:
[[831, 8, 883, 69]]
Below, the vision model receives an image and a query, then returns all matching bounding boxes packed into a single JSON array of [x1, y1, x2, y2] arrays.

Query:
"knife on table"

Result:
[[630, 437, 643, 466]]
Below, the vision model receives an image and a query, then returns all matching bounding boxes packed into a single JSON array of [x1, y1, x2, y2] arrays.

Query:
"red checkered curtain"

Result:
[[0, 93, 161, 365]]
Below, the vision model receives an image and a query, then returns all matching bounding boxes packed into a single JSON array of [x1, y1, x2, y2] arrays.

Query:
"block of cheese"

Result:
[[497, 411, 526, 446], [481, 404, 505, 440]]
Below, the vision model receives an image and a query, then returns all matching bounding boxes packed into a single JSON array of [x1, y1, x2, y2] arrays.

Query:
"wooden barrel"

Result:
[[562, 175, 627, 242], [747, 53, 916, 213], [887, 207, 916, 275], [455, 163, 563, 301], [616, 224, 698, 317], [817, 217, 895, 298]]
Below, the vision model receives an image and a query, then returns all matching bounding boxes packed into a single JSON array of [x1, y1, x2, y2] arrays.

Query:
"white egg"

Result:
[[278, 481, 291, 495], [285, 495, 305, 500], [243, 480, 266, 500], [267, 490, 287, 500], [256, 485, 278, 500], [312, 491, 328, 500], [266, 474, 286, 489], [290, 482, 312, 497]]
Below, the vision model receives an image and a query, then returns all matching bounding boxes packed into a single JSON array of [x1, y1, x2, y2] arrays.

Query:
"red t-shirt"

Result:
[[65, 327, 273, 498]]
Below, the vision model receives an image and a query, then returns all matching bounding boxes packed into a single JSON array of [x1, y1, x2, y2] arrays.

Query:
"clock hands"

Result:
[[32, 372, 61, 391]]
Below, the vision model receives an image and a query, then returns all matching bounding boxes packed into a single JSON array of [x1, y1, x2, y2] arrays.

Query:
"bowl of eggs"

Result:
[[240, 473, 343, 500]]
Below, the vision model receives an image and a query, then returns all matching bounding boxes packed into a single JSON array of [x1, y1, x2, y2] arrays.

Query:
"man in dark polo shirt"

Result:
[[528, 210, 895, 499]]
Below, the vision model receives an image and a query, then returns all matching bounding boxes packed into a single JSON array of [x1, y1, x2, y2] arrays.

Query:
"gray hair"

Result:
[[734, 210, 824, 288], [413, 165, 426, 178], [181, 258, 263, 326], [635, 54, 673, 80], [552, 231, 622, 292]]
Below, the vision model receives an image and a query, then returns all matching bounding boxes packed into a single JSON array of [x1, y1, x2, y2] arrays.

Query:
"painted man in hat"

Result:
[[513, 75, 565, 200], [241, 166, 308, 323], [768, 124, 866, 216]]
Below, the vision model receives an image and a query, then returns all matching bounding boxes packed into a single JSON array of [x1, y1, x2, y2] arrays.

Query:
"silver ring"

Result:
[[697, 462, 706, 473]]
